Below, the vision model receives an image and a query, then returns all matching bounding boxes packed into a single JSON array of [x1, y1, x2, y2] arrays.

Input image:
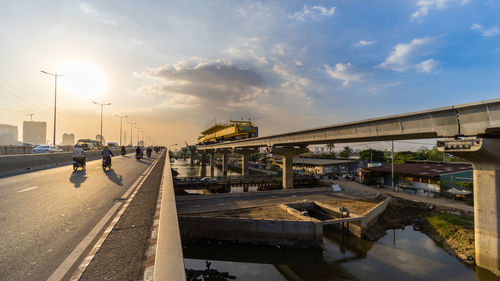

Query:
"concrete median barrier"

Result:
[[0, 149, 123, 178]]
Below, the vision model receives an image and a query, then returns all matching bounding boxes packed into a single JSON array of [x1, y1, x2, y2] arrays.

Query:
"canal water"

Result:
[[174, 160, 500, 281], [171, 158, 239, 178]]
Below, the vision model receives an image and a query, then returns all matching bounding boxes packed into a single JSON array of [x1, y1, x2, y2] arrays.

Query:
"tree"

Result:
[[325, 143, 335, 157], [359, 149, 386, 162], [339, 146, 353, 158]]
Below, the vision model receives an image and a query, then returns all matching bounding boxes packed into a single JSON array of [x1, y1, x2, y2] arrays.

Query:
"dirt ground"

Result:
[[189, 197, 384, 221]]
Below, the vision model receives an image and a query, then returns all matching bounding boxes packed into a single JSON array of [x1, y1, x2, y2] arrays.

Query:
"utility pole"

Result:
[[41, 71, 64, 145], [115, 114, 127, 146], [93, 101, 111, 146], [127, 121, 136, 146], [391, 140, 394, 189]]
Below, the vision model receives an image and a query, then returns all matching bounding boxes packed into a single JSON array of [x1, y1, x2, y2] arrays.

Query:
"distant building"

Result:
[[362, 160, 473, 193], [62, 133, 75, 146], [23, 121, 46, 145], [292, 157, 366, 175], [0, 124, 18, 145]]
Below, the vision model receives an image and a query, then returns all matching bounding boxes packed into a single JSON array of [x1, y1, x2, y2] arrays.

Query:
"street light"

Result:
[[41, 70, 64, 145], [127, 121, 136, 146], [92, 101, 111, 146], [115, 114, 127, 146]]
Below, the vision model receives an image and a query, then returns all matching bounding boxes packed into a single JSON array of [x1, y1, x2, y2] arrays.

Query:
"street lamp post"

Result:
[[92, 101, 111, 146], [115, 114, 128, 146], [41, 71, 64, 145], [127, 121, 136, 146]]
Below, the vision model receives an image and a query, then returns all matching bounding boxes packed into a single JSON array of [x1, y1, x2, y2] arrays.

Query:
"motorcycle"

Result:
[[102, 157, 111, 170], [72, 157, 86, 171], [121, 149, 126, 156], [136, 153, 141, 162], [146, 150, 152, 158]]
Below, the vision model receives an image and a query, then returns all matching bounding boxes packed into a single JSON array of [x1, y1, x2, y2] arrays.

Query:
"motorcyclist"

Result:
[[135, 146, 142, 159], [146, 146, 152, 157], [120, 145, 126, 156], [102, 145, 114, 166], [72, 144, 86, 168]]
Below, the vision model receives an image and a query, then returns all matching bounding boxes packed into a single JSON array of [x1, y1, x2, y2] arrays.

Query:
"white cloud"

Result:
[[378, 37, 437, 72], [416, 59, 437, 72], [325, 63, 363, 86], [411, 0, 469, 21], [471, 23, 500, 37], [78, 2, 119, 26], [355, 40, 376, 47], [272, 44, 284, 55], [289, 5, 335, 21]]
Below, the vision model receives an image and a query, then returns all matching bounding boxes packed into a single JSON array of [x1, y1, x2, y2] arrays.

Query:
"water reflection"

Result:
[[184, 226, 500, 281], [171, 158, 239, 178]]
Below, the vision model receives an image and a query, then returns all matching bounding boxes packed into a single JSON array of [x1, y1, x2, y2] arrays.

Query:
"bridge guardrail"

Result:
[[153, 150, 186, 281]]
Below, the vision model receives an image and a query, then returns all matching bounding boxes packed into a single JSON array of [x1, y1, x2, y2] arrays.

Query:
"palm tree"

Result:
[[325, 143, 335, 157]]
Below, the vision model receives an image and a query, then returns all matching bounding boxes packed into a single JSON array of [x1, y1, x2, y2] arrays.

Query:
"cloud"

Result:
[[355, 40, 376, 47], [289, 5, 335, 21], [78, 2, 119, 26], [410, 0, 469, 21], [325, 63, 363, 86], [416, 59, 437, 72], [378, 37, 438, 72], [471, 23, 500, 37]]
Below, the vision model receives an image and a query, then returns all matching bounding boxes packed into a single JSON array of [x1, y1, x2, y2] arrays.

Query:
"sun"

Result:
[[58, 60, 107, 97]]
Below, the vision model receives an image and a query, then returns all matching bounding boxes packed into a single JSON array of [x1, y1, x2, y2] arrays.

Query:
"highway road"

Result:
[[0, 152, 161, 281]]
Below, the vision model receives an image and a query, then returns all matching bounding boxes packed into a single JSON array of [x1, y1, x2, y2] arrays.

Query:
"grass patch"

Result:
[[426, 213, 473, 239]]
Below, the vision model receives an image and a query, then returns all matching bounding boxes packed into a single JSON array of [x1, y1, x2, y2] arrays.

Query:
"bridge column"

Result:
[[209, 151, 215, 178], [438, 138, 500, 276], [199, 151, 208, 178], [236, 148, 258, 177], [272, 147, 309, 189], [220, 150, 230, 178]]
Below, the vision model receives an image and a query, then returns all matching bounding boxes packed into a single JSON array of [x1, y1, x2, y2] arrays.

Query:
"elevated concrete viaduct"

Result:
[[197, 98, 500, 275]]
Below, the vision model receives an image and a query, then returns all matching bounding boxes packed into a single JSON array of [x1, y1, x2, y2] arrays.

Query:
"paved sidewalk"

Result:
[[323, 179, 474, 213]]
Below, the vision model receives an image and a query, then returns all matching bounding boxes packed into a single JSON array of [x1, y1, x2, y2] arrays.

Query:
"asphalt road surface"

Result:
[[0, 152, 160, 281]]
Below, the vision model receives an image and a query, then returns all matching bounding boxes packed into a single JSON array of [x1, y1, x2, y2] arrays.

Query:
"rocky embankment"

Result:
[[366, 198, 475, 264]]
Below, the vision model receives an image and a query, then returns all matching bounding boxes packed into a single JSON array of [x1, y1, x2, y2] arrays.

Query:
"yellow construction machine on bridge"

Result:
[[198, 120, 258, 144]]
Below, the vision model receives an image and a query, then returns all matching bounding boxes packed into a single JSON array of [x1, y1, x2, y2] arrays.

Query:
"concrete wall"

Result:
[[349, 197, 391, 238], [179, 215, 323, 249], [0, 149, 124, 177]]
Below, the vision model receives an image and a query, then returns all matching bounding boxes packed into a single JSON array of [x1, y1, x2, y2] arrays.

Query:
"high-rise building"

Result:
[[0, 124, 18, 145], [62, 133, 75, 146], [23, 121, 46, 145]]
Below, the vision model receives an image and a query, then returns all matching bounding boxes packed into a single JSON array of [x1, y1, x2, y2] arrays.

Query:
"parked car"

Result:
[[200, 177, 216, 182], [32, 145, 63, 153]]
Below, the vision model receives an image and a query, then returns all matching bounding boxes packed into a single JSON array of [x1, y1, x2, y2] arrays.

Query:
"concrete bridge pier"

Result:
[[199, 151, 208, 177], [220, 150, 230, 178], [272, 146, 309, 189], [209, 151, 215, 178], [438, 138, 500, 276], [236, 148, 258, 177]]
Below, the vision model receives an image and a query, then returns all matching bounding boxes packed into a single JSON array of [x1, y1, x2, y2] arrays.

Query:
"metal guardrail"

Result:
[[154, 150, 186, 281]]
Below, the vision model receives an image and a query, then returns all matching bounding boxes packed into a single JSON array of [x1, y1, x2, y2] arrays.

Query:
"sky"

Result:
[[0, 0, 499, 149]]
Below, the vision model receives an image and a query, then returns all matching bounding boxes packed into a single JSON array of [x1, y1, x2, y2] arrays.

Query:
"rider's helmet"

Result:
[[104, 145, 109, 148]]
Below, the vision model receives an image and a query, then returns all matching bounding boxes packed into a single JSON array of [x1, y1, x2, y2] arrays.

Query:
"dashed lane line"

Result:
[[17, 186, 41, 193]]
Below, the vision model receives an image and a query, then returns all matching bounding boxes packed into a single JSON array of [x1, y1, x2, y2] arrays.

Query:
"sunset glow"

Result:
[[59, 60, 107, 98]]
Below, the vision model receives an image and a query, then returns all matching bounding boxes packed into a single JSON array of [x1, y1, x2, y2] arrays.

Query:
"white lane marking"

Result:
[[17, 186, 41, 193], [47, 202, 121, 281]]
